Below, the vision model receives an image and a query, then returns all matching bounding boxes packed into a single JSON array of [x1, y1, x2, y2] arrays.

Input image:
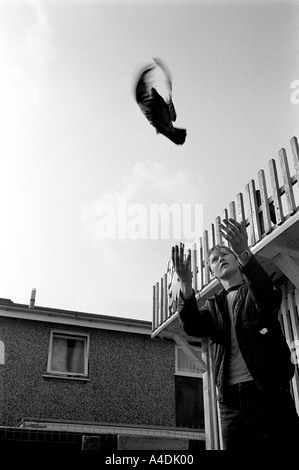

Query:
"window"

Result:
[[174, 345, 204, 429], [175, 375, 204, 429], [47, 331, 89, 378], [175, 345, 203, 377]]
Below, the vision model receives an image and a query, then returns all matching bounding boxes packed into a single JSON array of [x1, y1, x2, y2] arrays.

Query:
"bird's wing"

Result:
[[152, 57, 176, 121], [135, 65, 156, 126], [135, 65, 154, 103], [152, 57, 172, 92]]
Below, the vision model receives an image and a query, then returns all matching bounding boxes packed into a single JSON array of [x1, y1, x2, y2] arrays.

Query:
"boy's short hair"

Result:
[[206, 244, 236, 273]]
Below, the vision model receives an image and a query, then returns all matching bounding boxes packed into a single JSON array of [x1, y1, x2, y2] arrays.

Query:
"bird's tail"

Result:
[[170, 127, 187, 145]]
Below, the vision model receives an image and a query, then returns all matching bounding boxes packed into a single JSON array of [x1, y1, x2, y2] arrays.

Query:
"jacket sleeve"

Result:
[[240, 255, 282, 314], [178, 289, 215, 338]]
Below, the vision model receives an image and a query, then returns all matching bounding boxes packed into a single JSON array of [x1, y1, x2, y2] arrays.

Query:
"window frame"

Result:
[[47, 330, 90, 378], [174, 345, 203, 378]]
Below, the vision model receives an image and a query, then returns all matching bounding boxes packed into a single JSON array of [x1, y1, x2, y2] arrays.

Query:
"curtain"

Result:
[[51, 336, 85, 374]]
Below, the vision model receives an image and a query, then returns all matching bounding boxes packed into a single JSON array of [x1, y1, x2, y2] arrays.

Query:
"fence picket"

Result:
[[210, 223, 215, 249], [159, 277, 163, 326], [229, 201, 236, 220], [203, 230, 210, 286], [163, 273, 168, 323], [290, 136, 299, 188], [236, 193, 245, 225], [155, 281, 159, 329], [215, 216, 222, 245], [269, 159, 284, 224], [279, 148, 296, 215], [245, 182, 256, 246], [250, 179, 261, 242], [258, 169, 272, 234], [191, 243, 198, 293], [199, 237, 204, 291], [222, 209, 229, 246]]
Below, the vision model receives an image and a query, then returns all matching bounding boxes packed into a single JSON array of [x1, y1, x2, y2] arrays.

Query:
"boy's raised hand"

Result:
[[220, 218, 249, 255], [171, 243, 193, 299]]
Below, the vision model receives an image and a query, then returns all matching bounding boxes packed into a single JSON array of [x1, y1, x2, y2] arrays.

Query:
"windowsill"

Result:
[[174, 372, 203, 378], [43, 374, 90, 382]]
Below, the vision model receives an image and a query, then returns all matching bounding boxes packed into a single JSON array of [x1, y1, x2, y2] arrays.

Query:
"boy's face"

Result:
[[208, 247, 239, 280]]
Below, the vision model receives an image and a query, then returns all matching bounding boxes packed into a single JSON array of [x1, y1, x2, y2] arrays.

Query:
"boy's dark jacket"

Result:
[[178, 255, 294, 404]]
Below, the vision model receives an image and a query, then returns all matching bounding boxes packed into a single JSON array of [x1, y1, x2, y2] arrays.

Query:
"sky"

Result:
[[0, 0, 298, 322]]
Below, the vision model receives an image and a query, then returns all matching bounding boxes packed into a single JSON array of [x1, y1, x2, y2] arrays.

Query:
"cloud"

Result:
[[80, 160, 204, 243], [119, 160, 194, 203], [102, 159, 203, 204]]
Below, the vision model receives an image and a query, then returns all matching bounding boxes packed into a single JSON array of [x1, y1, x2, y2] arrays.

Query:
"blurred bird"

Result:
[[135, 58, 187, 145]]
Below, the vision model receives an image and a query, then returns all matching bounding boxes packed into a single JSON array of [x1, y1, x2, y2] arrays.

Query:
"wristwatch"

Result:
[[238, 249, 251, 260]]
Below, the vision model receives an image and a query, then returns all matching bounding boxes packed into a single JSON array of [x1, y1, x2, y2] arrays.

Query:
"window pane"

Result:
[[51, 338, 68, 372], [175, 375, 204, 429], [51, 335, 86, 374], [67, 338, 84, 374], [176, 347, 201, 375]]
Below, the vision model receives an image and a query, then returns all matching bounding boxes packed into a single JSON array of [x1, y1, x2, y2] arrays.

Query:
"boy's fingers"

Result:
[[171, 246, 175, 265], [228, 218, 239, 227], [223, 220, 238, 234], [171, 245, 177, 267], [172, 244, 193, 273], [179, 243, 184, 264], [228, 218, 247, 234], [186, 249, 191, 267], [175, 245, 182, 269]]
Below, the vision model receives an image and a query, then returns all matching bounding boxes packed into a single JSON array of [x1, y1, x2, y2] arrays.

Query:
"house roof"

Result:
[[0, 297, 152, 335]]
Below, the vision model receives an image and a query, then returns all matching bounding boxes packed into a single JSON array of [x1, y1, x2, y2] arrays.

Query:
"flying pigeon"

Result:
[[135, 58, 187, 145]]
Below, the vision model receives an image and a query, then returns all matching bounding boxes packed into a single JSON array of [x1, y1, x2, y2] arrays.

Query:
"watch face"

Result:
[[242, 250, 250, 259]]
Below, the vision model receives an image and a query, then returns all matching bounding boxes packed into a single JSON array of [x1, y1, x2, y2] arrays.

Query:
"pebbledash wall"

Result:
[[0, 299, 175, 429]]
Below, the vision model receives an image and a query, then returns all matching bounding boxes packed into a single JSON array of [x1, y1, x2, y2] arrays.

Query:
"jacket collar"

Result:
[[225, 284, 243, 294]]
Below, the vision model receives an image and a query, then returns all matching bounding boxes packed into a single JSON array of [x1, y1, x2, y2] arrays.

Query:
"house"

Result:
[[0, 295, 205, 450]]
